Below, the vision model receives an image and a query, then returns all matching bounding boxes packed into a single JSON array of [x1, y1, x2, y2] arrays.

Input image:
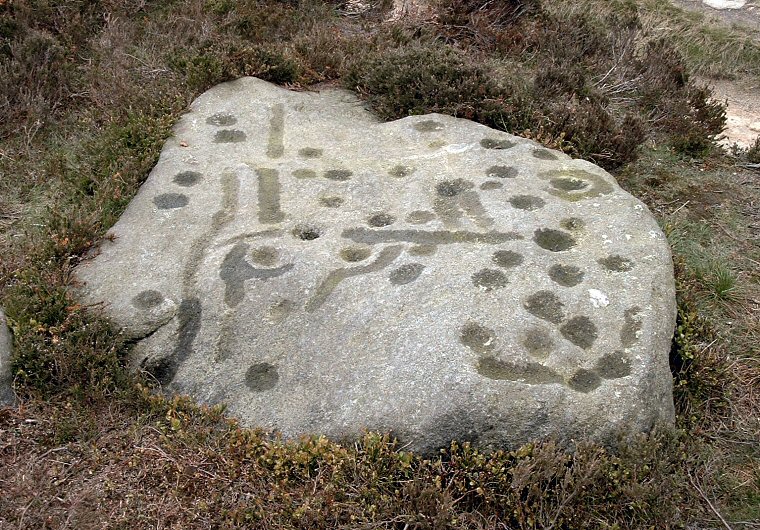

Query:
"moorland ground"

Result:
[[0, 0, 758, 528]]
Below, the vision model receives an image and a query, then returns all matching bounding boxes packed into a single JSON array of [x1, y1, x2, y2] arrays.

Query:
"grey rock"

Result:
[[0, 308, 15, 406], [74, 77, 676, 453]]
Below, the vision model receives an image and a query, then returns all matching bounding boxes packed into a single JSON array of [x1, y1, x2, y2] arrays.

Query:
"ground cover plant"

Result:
[[0, 0, 758, 527]]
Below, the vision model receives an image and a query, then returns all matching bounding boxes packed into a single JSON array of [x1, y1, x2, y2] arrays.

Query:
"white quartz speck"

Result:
[[588, 289, 610, 308]]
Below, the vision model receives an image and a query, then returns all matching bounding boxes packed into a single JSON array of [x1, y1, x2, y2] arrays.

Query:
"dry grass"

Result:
[[545, 0, 760, 82], [0, 396, 700, 529], [0, 0, 758, 527], [618, 146, 760, 525]]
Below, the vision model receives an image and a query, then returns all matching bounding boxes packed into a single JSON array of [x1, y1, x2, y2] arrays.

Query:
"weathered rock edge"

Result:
[[74, 77, 677, 453], [0, 308, 15, 406]]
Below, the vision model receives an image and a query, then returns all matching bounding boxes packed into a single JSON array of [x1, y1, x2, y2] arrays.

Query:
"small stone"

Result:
[[0, 308, 15, 406]]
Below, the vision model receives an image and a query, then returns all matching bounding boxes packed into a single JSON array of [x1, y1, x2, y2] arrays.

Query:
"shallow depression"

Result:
[[534, 229, 576, 252], [389, 263, 425, 285], [153, 193, 189, 209], [173, 171, 202, 187], [472, 268, 508, 291], [245, 362, 279, 392]]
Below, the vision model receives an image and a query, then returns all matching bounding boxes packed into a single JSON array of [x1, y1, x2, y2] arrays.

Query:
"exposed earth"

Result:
[[672, 0, 760, 147], [703, 76, 760, 147]]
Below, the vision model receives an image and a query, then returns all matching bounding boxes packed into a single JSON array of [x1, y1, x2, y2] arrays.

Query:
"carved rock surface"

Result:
[[74, 77, 676, 452]]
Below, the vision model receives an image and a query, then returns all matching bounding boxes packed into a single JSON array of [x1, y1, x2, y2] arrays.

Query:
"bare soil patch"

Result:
[[666, 0, 760, 147], [702, 76, 760, 147]]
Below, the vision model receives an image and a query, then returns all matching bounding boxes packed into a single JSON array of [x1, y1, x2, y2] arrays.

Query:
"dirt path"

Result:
[[670, 0, 760, 147], [699, 76, 760, 147]]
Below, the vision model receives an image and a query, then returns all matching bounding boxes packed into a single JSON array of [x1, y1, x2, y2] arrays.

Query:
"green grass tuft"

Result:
[[707, 262, 738, 301]]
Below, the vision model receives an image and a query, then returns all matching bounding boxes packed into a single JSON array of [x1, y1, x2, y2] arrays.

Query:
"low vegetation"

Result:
[[1, 0, 758, 527]]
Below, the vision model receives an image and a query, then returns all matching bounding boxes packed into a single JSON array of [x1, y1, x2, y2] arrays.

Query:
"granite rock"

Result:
[[0, 308, 15, 406], [74, 77, 676, 453]]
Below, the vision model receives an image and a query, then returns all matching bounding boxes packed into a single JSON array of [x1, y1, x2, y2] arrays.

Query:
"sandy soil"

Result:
[[671, 0, 760, 147], [699, 77, 760, 148]]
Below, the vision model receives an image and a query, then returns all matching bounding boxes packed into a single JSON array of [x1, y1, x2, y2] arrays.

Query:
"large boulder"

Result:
[[74, 77, 676, 452], [0, 308, 15, 406]]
